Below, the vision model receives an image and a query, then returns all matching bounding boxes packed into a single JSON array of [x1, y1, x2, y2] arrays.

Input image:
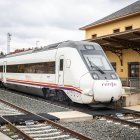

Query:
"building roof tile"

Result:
[[81, 0, 140, 29]]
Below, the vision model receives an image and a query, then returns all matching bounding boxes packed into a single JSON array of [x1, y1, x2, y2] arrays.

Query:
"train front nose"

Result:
[[93, 80, 122, 103]]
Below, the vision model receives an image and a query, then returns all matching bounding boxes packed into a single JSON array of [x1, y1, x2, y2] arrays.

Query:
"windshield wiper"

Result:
[[87, 57, 105, 74]]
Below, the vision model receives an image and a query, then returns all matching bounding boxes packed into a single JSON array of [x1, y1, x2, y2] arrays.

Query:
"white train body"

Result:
[[0, 41, 122, 104]]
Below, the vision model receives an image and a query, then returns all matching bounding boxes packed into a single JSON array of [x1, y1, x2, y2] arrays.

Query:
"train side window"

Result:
[[46, 62, 55, 74], [6, 61, 56, 74], [60, 59, 63, 71], [7, 65, 18, 73], [18, 64, 25, 73]]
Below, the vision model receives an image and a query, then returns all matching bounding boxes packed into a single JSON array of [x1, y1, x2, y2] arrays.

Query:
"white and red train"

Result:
[[0, 41, 122, 104]]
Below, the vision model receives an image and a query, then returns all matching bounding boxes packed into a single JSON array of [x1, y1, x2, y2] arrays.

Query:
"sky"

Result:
[[0, 0, 138, 53]]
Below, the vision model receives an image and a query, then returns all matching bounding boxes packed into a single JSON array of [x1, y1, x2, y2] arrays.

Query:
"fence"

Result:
[[120, 77, 140, 93]]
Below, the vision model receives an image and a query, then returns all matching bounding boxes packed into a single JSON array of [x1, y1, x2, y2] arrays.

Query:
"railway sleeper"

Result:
[[105, 115, 140, 129]]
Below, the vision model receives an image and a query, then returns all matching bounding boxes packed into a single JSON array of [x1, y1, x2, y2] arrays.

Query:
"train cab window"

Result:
[[84, 45, 95, 50], [82, 50, 113, 71], [60, 59, 63, 71]]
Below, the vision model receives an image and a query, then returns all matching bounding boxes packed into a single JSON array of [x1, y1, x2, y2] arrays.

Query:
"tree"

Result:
[[0, 51, 4, 56]]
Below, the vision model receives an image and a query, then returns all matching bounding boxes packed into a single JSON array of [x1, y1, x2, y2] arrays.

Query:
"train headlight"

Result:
[[92, 73, 99, 80], [111, 74, 117, 79]]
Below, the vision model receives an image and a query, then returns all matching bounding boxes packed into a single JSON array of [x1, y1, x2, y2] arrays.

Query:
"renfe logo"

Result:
[[102, 82, 117, 87]]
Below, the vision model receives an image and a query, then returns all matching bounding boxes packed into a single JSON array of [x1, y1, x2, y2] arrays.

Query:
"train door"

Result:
[[58, 55, 64, 86], [2, 61, 7, 83]]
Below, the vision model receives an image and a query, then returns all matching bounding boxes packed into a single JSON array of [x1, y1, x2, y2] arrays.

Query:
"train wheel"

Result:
[[42, 88, 50, 99], [42, 88, 72, 104], [0, 82, 4, 88]]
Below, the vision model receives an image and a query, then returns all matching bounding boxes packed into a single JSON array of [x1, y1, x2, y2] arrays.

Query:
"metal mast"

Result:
[[7, 33, 12, 54]]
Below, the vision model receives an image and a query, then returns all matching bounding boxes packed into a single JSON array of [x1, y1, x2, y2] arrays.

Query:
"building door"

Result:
[[58, 56, 64, 86], [128, 62, 139, 78], [2, 61, 7, 83]]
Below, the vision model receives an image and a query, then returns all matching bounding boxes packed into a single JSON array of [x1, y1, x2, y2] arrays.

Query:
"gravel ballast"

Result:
[[0, 89, 140, 140], [60, 120, 140, 140], [0, 89, 70, 113]]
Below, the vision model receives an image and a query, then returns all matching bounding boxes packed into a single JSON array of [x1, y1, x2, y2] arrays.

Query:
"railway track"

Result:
[[1, 88, 73, 110], [0, 88, 123, 114], [0, 101, 24, 116], [3, 88, 138, 113], [0, 98, 92, 140], [99, 113, 140, 130], [1, 88, 140, 118], [1, 90, 139, 140]]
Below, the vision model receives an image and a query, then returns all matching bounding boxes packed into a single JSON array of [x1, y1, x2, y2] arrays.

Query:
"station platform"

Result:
[[122, 93, 140, 107], [121, 87, 140, 107], [124, 105, 140, 112], [0, 132, 12, 140], [48, 111, 93, 122]]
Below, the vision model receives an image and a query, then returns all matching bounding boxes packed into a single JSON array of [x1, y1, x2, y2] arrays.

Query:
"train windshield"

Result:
[[81, 50, 113, 71]]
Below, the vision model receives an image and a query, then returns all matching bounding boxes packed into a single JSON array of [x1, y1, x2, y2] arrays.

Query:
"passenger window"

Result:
[[60, 59, 63, 71], [6, 61, 55, 74]]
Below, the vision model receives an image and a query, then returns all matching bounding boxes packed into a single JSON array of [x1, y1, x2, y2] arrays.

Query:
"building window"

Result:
[[128, 62, 139, 78], [92, 34, 97, 38], [113, 29, 120, 33], [111, 62, 116, 71], [125, 26, 132, 31]]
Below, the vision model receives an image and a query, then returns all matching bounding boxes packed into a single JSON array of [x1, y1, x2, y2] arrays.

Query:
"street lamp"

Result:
[[7, 33, 12, 54], [36, 41, 40, 48]]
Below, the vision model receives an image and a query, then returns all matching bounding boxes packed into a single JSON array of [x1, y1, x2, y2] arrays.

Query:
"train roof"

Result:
[[1, 40, 100, 59]]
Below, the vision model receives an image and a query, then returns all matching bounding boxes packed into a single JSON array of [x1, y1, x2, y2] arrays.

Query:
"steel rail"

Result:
[[0, 98, 93, 140], [0, 98, 31, 114], [1, 116, 34, 140], [131, 113, 140, 118], [105, 115, 140, 129]]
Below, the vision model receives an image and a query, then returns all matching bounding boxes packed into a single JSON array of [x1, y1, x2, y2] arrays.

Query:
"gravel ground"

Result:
[[0, 89, 140, 140], [0, 89, 71, 113], [60, 119, 140, 140]]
